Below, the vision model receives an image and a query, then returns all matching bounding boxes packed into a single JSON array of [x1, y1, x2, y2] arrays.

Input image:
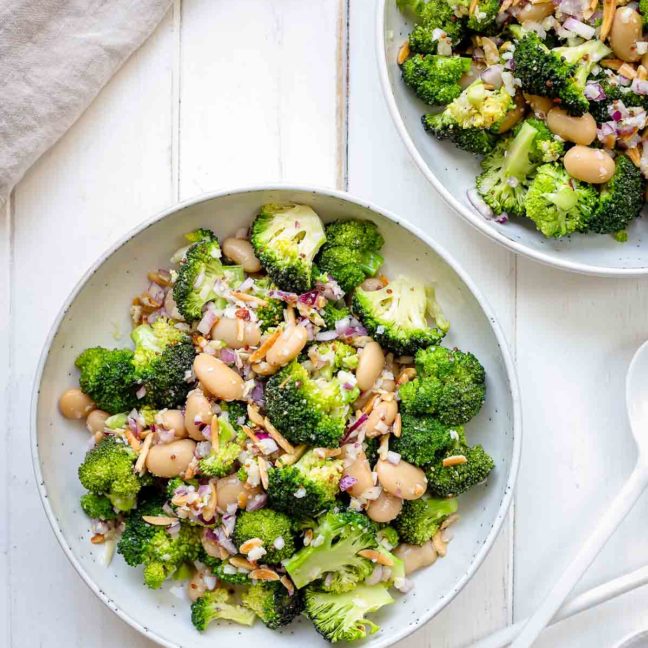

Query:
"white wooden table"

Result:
[[3, 2, 648, 646]]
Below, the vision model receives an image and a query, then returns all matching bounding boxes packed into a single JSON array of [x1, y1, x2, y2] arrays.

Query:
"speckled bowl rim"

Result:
[[31, 184, 522, 648], [375, 1, 648, 277]]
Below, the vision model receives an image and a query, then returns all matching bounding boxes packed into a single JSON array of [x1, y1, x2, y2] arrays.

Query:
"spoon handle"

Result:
[[511, 464, 648, 648]]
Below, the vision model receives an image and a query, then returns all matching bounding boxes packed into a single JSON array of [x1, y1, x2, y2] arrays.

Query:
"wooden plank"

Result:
[[178, 0, 343, 196], [347, 4, 517, 645], [7, 11, 175, 647]]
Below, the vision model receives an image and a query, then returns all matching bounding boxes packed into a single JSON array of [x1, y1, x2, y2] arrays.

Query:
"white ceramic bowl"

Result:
[[32, 186, 520, 648], [377, 2, 648, 276]]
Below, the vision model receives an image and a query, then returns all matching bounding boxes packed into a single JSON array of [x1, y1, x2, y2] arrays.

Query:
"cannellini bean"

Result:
[[365, 400, 398, 437], [222, 237, 261, 273], [59, 388, 95, 419], [86, 409, 109, 434], [158, 409, 187, 439], [211, 317, 261, 348], [366, 491, 403, 523], [546, 109, 597, 146], [376, 459, 427, 500], [341, 446, 374, 498], [146, 439, 196, 478], [185, 391, 213, 441], [610, 7, 643, 62], [356, 341, 385, 392], [193, 353, 245, 401], [395, 540, 438, 574], [215, 474, 261, 511], [524, 94, 555, 120], [516, 0, 554, 23], [265, 325, 308, 367], [564, 146, 616, 184]]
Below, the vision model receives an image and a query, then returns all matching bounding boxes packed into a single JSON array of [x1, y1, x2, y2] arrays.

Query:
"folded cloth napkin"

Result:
[[0, 0, 172, 206]]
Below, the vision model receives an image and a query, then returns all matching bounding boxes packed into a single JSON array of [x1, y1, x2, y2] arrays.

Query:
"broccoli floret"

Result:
[[466, 0, 499, 33], [78, 437, 141, 512], [515, 117, 564, 163], [408, 0, 466, 53], [401, 54, 472, 106], [390, 413, 459, 465], [426, 435, 495, 497], [232, 509, 295, 564], [285, 510, 377, 591], [305, 585, 394, 643], [423, 111, 498, 154], [191, 589, 256, 631], [513, 33, 610, 116], [117, 494, 202, 588], [196, 410, 244, 477], [476, 120, 546, 217], [267, 450, 343, 517], [641, 0, 648, 24], [352, 275, 449, 356], [256, 298, 285, 331], [398, 346, 486, 425], [321, 301, 351, 329], [305, 340, 359, 379], [250, 203, 326, 293], [315, 220, 385, 293], [131, 318, 195, 409], [265, 360, 357, 447], [394, 496, 458, 544], [588, 155, 645, 235], [80, 492, 117, 520], [525, 163, 599, 238], [241, 582, 304, 629], [173, 231, 243, 321], [75, 347, 138, 414]]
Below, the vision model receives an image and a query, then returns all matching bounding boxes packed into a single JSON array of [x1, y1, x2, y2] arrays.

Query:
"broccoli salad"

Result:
[[397, 0, 648, 240], [58, 203, 494, 642]]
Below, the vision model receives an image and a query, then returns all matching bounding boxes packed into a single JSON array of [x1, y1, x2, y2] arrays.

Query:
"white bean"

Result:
[[193, 353, 245, 401], [222, 237, 261, 273], [158, 409, 187, 439], [265, 325, 308, 367], [211, 317, 261, 348], [610, 7, 642, 62], [564, 146, 616, 184], [376, 459, 427, 500], [356, 342, 385, 392], [341, 446, 374, 498], [146, 439, 196, 478], [185, 391, 213, 441], [395, 540, 438, 574], [365, 400, 398, 437], [546, 109, 597, 146], [366, 491, 403, 523], [59, 389, 95, 419], [86, 409, 109, 434]]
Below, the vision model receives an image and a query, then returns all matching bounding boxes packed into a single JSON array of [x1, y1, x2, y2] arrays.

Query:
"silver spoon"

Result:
[[512, 340, 648, 648]]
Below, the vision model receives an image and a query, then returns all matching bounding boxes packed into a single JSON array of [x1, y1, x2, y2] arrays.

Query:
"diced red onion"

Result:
[[157, 428, 176, 444], [166, 521, 181, 538], [342, 413, 369, 443], [219, 348, 237, 365], [268, 289, 298, 303], [246, 493, 268, 511], [315, 276, 345, 301], [467, 188, 495, 220], [135, 385, 147, 400], [365, 566, 384, 586], [250, 381, 265, 405], [211, 527, 237, 554], [221, 513, 236, 537], [298, 290, 320, 306], [479, 65, 503, 88], [618, 75, 632, 87], [584, 82, 606, 101], [557, 0, 588, 18], [339, 475, 358, 492], [335, 316, 367, 338], [631, 78, 648, 96], [315, 329, 339, 341], [386, 451, 401, 465], [237, 277, 254, 293], [197, 307, 218, 335], [195, 440, 211, 458], [563, 17, 595, 39]]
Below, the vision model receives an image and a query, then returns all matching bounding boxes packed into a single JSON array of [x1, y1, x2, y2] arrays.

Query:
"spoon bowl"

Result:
[[626, 339, 648, 456]]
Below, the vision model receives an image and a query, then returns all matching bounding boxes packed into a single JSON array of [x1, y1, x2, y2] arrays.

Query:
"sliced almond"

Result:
[[250, 568, 281, 581], [275, 444, 308, 467], [90, 533, 105, 544], [237, 490, 249, 509], [313, 447, 342, 459], [627, 147, 642, 166], [303, 528, 314, 546], [469, 0, 479, 15], [397, 40, 410, 65], [240, 537, 264, 554], [202, 481, 218, 523], [258, 456, 269, 490], [242, 424, 261, 445], [584, 0, 598, 19], [184, 456, 198, 480], [247, 403, 265, 427], [229, 556, 255, 571], [249, 328, 282, 364], [134, 432, 153, 474], [231, 291, 268, 306], [252, 361, 279, 376], [481, 37, 500, 66], [432, 531, 447, 557], [600, 0, 617, 41], [284, 305, 296, 327], [263, 417, 296, 454], [441, 513, 460, 530], [638, 65, 648, 80], [618, 63, 637, 79], [280, 575, 295, 594], [443, 454, 468, 467], [358, 549, 394, 566], [147, 270, 171, 286], [600, 57, 623, 70], [124, 428, 141, 453], [142, 515, 178, 526], [393, 413, 402, 438], [397, 367, 417, 385], [362, 393, 379, 415], [378, 433, 390, 460]]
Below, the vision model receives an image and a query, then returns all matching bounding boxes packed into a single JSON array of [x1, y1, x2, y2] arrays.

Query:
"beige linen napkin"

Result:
[[0, 0, 172, 206]]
